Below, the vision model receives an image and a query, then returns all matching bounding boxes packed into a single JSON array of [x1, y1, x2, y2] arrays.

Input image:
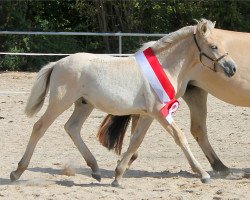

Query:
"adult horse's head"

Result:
[[194, 19, 237, 77]]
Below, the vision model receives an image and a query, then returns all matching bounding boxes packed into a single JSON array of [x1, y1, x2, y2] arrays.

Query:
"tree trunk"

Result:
[[95, 0, 110, 52]]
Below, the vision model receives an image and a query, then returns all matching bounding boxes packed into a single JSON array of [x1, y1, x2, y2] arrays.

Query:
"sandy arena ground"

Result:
[[0, 72, 249, 200]]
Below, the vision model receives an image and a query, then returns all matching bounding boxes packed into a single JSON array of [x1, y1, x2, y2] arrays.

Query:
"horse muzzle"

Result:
[[219, 60, 237, 77]]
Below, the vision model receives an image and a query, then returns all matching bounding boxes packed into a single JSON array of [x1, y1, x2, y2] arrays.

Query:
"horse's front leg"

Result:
[[183, 85, 228, 171], [112, 115, 153, 187], [127, 114, 140, 168], [156, 114, 210, 183]]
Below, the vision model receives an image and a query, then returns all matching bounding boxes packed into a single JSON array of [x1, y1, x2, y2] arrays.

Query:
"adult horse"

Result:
[[10, 19, 237, 186], [99, 26, 250, 174]]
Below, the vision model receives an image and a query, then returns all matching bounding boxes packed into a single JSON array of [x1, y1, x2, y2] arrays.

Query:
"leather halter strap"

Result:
[[193, 33, 228, 72]]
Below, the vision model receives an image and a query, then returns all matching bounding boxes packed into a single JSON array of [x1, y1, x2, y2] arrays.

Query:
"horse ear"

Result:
[[200, 22, 208, 35]]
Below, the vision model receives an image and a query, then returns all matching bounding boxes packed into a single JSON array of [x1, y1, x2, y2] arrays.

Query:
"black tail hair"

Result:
[[97, 114, 131, 155]]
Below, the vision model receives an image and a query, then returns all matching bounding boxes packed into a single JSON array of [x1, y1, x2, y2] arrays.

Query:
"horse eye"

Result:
[[211, 45, 218, 50]]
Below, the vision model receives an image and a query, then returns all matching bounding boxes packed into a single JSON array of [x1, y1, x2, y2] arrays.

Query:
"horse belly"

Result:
[[85, 85, 146, 115], [211, 89, 250, 107]]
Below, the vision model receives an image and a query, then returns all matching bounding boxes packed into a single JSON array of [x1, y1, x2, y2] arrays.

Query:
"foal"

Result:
[[11, 19, 236, 186]]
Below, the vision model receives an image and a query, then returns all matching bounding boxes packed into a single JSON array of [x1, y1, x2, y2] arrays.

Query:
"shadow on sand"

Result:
[[27, 166, 198, 179], [27, 166, 250, 180], [0, 167, 249, 188]]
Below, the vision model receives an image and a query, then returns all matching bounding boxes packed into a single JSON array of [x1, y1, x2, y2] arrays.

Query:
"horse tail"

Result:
[[25, 62, 55, 117], [97, 114, 132, 155]]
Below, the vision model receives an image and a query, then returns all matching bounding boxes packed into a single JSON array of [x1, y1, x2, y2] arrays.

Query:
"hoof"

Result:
[[201, 177, 211, 184], [211, 160, 229, 172], [92, 173, 101, 182], [10, 171, 18, 182], [111, 180, 120, 187], [243, 172, 250, 179]]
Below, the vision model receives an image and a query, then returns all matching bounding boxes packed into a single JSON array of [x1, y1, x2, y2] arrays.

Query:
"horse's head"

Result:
[[194, 20, 237, 77]]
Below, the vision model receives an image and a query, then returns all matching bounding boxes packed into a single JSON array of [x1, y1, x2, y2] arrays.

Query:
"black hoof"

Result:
[[111, 180, 120, 187], [243, 172, 250, 179], [10, 171, 18, 182], [92, 173, 101, 182], [211, 160, 229, 172]]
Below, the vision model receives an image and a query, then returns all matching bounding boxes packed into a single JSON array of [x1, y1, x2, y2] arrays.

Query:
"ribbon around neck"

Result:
[[135, 47, 179, 124]]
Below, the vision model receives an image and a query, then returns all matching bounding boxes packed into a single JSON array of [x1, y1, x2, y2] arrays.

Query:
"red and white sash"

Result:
[[135, 47, 179, 124]]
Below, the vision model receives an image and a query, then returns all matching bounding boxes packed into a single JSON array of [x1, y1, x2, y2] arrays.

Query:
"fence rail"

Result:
[[0, 52, 133, 57], [0, 31, 165, 37], [0, 31, 165, 55]]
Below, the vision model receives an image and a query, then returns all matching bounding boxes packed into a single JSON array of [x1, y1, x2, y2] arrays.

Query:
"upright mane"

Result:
[[146, 19, 215, 53], [152, 26, 194, 52]]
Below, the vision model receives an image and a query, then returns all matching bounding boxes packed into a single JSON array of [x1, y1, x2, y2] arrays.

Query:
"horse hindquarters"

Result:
[[11, 63, 87, 181]]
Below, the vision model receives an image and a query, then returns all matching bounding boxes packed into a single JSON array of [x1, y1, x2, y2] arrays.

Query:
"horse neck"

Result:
[[153, 34, 197, 96]]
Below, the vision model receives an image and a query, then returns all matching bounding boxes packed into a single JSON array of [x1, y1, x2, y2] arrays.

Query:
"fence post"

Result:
[[118, 32, 122, 54]]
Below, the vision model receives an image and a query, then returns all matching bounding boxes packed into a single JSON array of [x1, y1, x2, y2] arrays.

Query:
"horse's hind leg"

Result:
[[64, 99, 101, 181], [10, 97, 73, 181], [183, 85, 228, 171]]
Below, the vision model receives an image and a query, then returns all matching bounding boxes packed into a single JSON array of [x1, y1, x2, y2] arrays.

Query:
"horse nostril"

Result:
[[232, 66, 236, 73]]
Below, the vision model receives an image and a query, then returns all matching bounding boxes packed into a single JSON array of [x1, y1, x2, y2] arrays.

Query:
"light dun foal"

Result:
[[11, 19, 236, 186]]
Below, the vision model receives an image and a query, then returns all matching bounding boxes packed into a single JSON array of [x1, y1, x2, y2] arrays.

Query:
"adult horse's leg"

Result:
[[156, 113, 211, 183], [182, 85, 229, 171], [64, 98, 101, 181], [112, 115, 153, 187], [10, 95, 74, 181]]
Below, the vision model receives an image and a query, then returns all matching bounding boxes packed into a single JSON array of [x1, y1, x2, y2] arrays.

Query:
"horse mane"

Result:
[[139, 41, 156, 51], [140, 19, 215, 53]]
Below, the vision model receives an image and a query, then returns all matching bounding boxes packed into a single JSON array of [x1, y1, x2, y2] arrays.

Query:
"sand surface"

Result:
[[0, 72, 249, 200]]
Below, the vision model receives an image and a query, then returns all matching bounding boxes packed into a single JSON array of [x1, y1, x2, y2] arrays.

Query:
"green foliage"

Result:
[[0, 0, 249, 71]]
